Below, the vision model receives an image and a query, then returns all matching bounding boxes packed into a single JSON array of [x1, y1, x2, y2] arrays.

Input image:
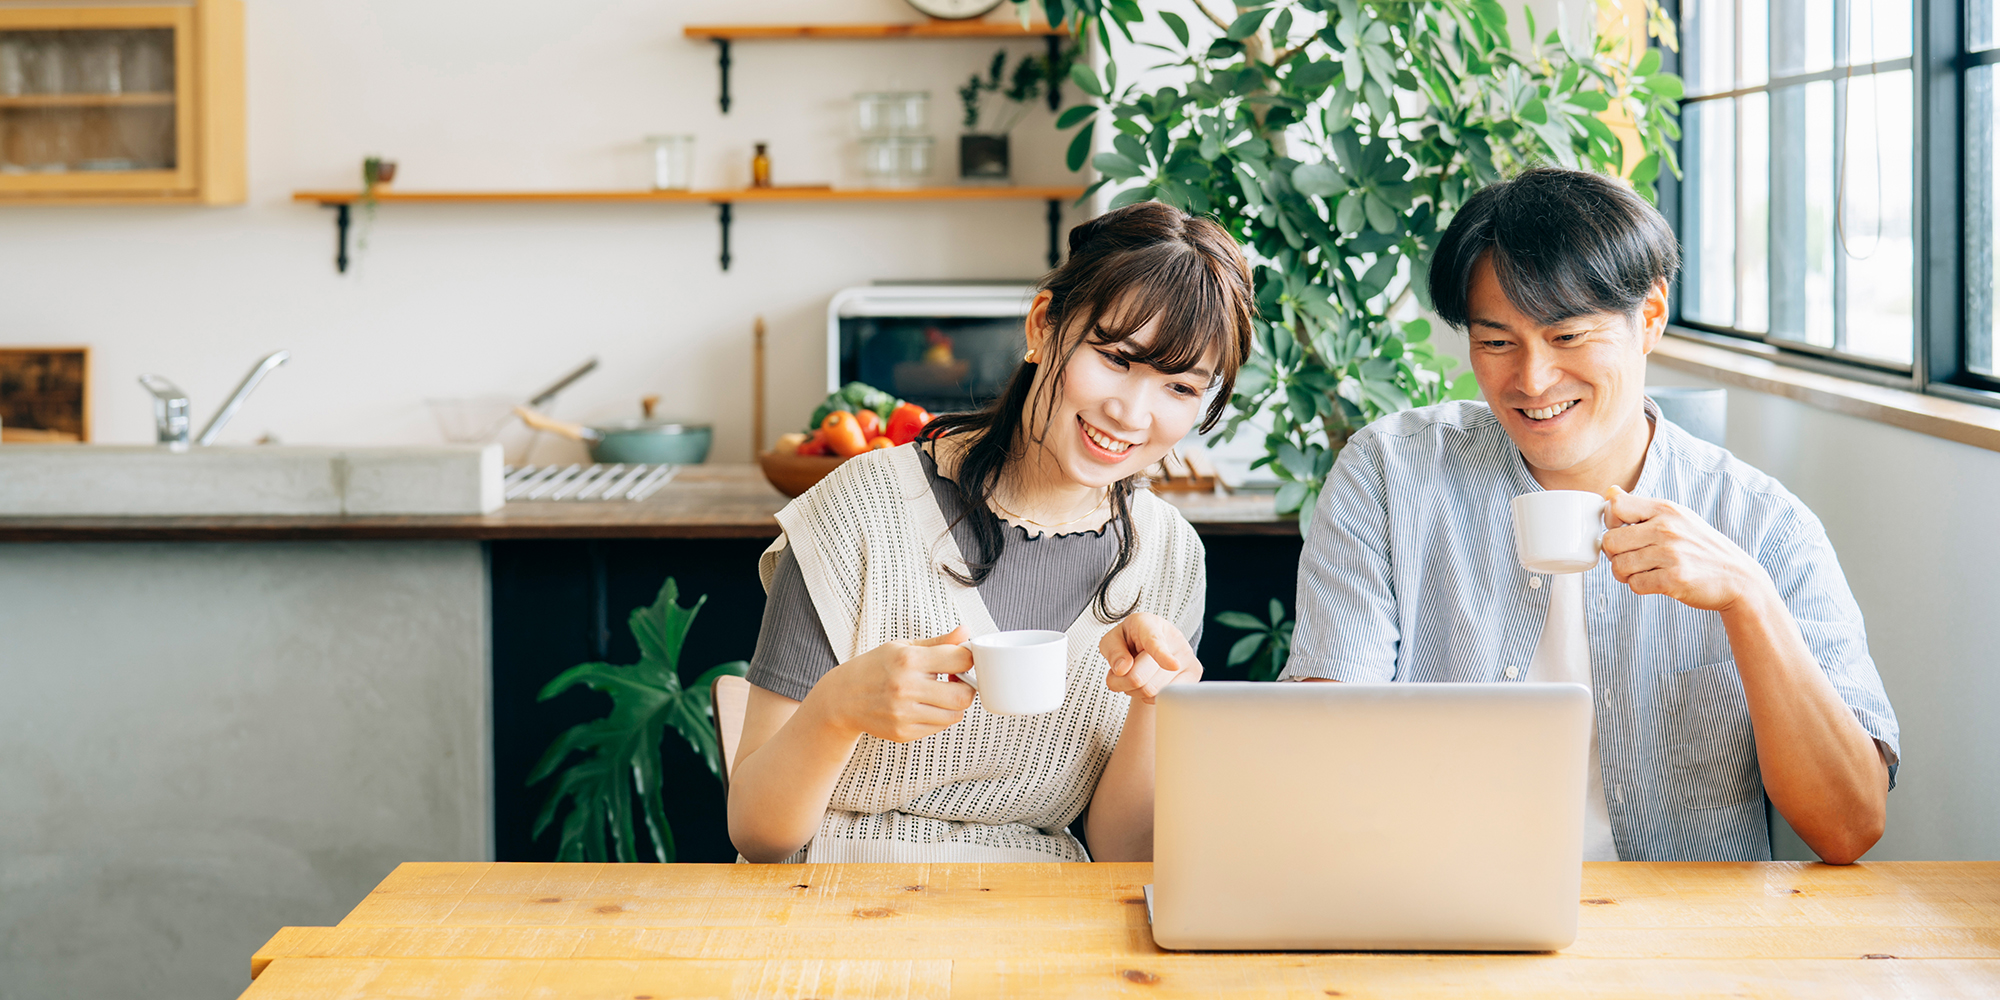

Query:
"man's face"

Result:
[[1464, 254, 1665, 484]]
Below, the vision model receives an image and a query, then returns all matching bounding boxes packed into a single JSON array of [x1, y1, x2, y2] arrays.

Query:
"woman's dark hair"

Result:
[[919, 201, 1254, 622], [1428, 167, 1681, 329]]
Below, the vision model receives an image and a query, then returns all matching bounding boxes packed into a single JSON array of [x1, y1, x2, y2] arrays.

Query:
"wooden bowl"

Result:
[[758, 450, 848, 498]]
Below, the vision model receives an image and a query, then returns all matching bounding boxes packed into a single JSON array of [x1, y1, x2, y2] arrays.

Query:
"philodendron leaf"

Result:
[[1215, 610, 1269, 631], [1291, 161, 1348, 197], [1227, 633, 1266, 667], [529, 577, 745, 864]]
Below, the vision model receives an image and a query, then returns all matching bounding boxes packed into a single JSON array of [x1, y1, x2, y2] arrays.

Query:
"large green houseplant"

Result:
[[1030, 0, 1682, 519]]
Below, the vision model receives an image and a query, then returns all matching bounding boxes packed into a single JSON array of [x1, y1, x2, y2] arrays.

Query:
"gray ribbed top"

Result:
[[748, 448, 1142, 702]]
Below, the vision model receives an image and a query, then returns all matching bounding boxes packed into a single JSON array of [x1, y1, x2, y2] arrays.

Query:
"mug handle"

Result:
[[943, 639, 979, 691]]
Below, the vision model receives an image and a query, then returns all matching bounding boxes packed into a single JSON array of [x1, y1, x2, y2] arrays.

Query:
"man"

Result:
[[1284, 168, 1899, 864]]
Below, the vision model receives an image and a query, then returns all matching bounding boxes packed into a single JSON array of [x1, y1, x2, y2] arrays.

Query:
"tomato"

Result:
[[885, 403, 933, 446], [819, 411, 870, 458], [867, 436, 894, 450], [854, 408, 883, 440], [795, 432, 829, 457]]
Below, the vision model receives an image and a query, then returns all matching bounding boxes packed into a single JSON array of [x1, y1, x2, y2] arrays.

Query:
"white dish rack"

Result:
[[503, 464, 678, 502]]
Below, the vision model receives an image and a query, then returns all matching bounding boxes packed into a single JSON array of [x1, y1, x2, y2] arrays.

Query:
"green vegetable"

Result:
[[808, 382, 901, 433]]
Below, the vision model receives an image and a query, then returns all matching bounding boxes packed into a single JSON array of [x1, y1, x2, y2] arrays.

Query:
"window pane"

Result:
[[1844, 0, 1912, 65], [1688, 0, 1735, 93], [1968, 65, 2000, 376], [1772, 0, 1833, 76], [1684, 99, 1737, 327], [1741, 0, 1768, 86], [1837, 69, 1914, 364], [1737, 93, 1770, 333], [1770, 81, 1837, 348], [1977, 0, 2000, 53]]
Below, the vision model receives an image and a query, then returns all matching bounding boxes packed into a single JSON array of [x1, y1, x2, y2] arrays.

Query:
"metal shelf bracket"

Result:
[[717, 201, 733, 271], [332, 203, 350, 273], [1046, 199, 1062, 269], [714, 39, 732, 114]]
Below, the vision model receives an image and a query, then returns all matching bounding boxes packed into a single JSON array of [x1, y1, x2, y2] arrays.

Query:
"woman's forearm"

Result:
[[726, 692, 862, 863], [1083, 701, 1157, 861]]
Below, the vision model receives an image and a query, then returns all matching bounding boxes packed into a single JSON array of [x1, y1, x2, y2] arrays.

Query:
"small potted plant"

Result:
[[956, 44, 1071, 183]]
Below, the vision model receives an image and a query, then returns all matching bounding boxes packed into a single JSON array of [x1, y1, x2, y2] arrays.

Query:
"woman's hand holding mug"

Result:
[[1100, 612, 1201, 704], [816, 626, 974, 743]]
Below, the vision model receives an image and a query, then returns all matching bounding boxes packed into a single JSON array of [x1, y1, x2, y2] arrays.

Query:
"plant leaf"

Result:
[[1215, 610, 1268, 631]]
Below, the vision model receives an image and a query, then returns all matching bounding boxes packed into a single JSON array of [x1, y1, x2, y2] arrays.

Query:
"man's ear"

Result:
[[1636, 278, 1669, 354]]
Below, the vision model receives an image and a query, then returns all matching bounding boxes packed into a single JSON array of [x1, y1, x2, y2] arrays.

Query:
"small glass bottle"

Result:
[[750, 142, 771, 188]]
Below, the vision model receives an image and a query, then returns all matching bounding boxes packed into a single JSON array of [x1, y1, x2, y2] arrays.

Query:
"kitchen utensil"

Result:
[[515, 399, 712, 465], [427, 358, 599, 447]]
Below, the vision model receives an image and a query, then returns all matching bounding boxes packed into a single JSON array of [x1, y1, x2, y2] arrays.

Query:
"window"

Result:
[[1668, 0, 2000, 402]]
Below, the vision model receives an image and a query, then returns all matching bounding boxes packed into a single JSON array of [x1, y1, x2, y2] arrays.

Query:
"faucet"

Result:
[[137, 350, 290, 448], [138, 375, 191, 449]]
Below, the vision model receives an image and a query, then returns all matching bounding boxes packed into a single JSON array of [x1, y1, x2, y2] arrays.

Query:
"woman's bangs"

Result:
[[1081, 252, 1240, 380]]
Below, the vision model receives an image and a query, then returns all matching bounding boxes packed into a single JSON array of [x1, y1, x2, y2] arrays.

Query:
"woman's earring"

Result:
[[1024, 349, 1037, 363]]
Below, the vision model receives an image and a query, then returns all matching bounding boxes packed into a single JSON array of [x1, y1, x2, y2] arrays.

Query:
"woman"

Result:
[[728, 202, 1254, 864]]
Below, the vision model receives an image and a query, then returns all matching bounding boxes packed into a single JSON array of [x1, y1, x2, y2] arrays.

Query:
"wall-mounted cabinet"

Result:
[[0, 0, 243, 204]]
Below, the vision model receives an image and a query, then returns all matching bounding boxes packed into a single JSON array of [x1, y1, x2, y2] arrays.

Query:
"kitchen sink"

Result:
[[0, 444, 504, 516]]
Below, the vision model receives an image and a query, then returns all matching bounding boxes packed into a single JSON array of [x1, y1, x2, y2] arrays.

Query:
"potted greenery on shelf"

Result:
[[957, 44, 1076, 182], [1035, 0, 1682, 521]]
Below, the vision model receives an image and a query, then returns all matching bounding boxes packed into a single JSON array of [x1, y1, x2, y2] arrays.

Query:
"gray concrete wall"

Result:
[[0, 541, 491, 999], [1649, 366, 2000, 862]]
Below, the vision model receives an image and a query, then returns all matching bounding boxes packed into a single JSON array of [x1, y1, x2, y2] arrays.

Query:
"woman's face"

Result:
[[1023, 292, 1219, 489]]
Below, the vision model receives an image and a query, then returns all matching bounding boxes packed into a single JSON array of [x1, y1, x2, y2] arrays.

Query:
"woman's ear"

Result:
[[1023, 290, 1056, 358]]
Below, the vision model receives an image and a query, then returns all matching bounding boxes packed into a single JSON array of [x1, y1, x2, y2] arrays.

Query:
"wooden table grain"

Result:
[[240, 861, 2000, 999]]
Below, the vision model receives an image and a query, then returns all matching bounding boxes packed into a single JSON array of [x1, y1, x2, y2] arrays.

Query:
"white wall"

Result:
[[1649, 365, 2000, 862], [0, 0, 1085, 462]]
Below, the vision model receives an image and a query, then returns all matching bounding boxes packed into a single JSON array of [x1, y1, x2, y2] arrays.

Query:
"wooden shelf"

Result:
[[683, 22, 1067, 40], [0, 92, 176, 109], [684, 20, 1068, 115], [291, 186, 1085, 274], [291, 186, 1084, 207]]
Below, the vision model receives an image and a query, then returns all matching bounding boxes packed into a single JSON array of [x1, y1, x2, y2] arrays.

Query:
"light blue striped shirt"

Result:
[[1284, 399, 1901, 861]]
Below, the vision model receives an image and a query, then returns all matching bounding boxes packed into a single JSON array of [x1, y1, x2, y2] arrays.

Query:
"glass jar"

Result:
[[859, 135, 933, 189], [854, 91, 930, 137], [646, 134, 695, 190]]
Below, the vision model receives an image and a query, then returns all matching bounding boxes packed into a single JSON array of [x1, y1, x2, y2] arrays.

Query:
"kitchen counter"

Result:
[[0, 463, 1297, 541]]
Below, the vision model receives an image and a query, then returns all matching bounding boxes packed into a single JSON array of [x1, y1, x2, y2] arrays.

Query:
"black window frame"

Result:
[[1658, 0, 2000, 408]]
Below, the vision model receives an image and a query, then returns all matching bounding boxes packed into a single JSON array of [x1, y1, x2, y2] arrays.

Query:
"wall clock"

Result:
[[905, 0, 1006, 20]]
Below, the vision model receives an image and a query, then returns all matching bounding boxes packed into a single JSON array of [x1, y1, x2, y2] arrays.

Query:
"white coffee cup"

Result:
[[1510, 490, 1609, 574], [955, 629, 1068, 716]]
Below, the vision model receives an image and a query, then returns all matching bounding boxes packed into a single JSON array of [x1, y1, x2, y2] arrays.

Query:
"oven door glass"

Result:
[[839, 315, 1027, 414]]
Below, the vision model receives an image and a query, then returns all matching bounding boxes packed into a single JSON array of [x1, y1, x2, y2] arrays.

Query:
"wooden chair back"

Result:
[[710, 674, 750, 791]]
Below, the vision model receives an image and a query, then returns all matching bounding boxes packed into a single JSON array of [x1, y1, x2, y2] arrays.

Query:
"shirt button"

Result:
[[1504, 665, 1520, 680], [1528, 576, 1542, 589]]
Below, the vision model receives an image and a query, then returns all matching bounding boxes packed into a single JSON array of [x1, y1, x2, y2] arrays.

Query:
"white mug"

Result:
[[1510, 490, 1609, 575], [955, 629, 1068, 716]]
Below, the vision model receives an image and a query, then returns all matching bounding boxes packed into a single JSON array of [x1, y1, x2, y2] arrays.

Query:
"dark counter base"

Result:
[[490, 533, 1305, 864]]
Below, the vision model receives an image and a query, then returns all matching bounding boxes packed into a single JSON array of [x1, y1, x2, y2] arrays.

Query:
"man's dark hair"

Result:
[[1428, 167, 1681, 329]]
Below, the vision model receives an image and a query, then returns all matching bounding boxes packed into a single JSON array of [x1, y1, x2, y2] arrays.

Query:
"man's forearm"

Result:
[[1722, 581, 1888, 864]]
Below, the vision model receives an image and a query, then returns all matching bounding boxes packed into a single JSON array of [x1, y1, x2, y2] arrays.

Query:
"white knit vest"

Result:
[[759, 443, 1207, 862]]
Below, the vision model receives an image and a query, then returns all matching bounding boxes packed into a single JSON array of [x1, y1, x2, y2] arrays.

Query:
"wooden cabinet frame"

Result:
[[0, 0, 243, 203]]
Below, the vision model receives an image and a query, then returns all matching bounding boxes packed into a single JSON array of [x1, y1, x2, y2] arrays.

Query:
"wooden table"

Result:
[[240, 862, 2000, 998]]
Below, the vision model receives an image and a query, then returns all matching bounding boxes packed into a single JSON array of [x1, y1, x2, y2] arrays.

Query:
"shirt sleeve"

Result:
[[745, 543, 842, 703], [1761, 503, 1903, 788], [1282, 431, 1400, 682]]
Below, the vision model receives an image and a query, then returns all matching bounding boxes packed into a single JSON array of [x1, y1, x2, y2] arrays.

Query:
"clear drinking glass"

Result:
[[121, 30, 171, 94], [646, 134, 695, 190], [0, 37, 25, 97], [76, 32, 121, 94], [22, 33, 67, 94]]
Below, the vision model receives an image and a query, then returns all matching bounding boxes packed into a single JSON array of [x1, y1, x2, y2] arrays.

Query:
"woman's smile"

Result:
[[1078, 416, 1139, 460]]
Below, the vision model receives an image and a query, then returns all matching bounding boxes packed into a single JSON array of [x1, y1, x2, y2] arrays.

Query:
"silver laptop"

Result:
[[1149, 681, 1591, 951]]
